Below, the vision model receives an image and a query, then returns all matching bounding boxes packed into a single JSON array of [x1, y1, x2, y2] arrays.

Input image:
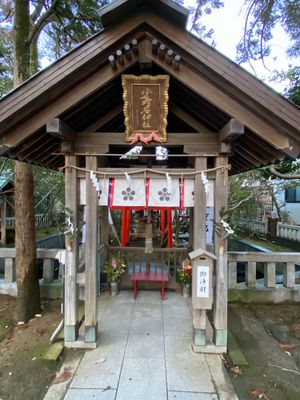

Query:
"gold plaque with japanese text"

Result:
[[122, 74, 169, 142]]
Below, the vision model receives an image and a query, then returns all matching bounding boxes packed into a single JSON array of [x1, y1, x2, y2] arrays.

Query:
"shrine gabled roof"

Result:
[[0, 0, 299, 173]]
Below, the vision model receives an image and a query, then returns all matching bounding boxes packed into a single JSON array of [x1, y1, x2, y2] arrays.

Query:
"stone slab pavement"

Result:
[[45, 290, 239, 400]]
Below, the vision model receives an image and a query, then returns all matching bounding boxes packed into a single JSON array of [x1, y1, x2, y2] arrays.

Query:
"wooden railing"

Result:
[[108, 246, 189, 275], [228, 252, 300, 288], [1, 247, 299, 301], [0, 248, 65, 283], [277, 222, 300, 242]]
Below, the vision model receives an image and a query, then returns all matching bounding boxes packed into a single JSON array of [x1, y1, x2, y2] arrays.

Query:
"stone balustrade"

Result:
[[0, 248, 65, 284], [277, 222, 300, 242], [1, 248, 300, 302], [227, 251, 300, 303], [4, 213, 50, 227]]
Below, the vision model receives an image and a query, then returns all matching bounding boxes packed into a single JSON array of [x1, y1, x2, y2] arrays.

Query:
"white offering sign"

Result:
[[197, 265, 209, 298]]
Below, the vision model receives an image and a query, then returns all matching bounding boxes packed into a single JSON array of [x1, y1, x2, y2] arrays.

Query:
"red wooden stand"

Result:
[[130, 272, 169, 300]]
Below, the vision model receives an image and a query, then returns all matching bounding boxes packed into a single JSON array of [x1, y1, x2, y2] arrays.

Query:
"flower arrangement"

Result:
[[176, 258, 192, 286], [104, 254, 126, 282]]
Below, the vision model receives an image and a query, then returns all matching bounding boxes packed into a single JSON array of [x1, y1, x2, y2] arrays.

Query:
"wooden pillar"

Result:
[[213, 156, 228, 347], [121, 208, 127, 247], [85, 156, 98, 343], [0, 195, 6, 245], [64, 155, 79, 342], [99, 206, 109, 259], [167, 209, 173, 248], [160, 209, 165, 239], [193, 157, 207, 346]]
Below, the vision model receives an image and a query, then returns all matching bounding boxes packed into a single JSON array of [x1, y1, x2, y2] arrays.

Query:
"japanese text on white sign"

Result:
[[196, 266, 209, 298]]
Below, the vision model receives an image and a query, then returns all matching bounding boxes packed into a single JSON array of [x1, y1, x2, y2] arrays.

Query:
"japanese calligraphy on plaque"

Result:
[[122, 74, 169, 142]]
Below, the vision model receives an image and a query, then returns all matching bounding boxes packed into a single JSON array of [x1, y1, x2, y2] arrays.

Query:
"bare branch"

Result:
[[269, 363, 300, 376], [228, 193, 255, 211]]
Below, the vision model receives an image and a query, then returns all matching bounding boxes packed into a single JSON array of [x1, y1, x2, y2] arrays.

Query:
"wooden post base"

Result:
[[85, 324, 98, 343], [193, 329, 206, 346], [214, 328, 227, 347], [65, 323, 79, 342]]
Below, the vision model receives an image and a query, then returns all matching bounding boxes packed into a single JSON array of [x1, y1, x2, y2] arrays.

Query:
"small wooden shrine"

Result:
[[0, 0, 299, 351]]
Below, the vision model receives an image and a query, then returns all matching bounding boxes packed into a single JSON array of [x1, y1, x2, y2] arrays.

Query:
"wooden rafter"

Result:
[[83, 105, 123, 132]]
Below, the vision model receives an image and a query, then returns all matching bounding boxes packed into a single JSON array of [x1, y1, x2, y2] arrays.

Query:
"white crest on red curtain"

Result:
[[148, 178, 180, 208], [111, 178, 146, 207]]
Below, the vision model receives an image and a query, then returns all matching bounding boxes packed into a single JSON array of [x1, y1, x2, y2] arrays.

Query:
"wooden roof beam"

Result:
[[83, 105, 123, 132], [46, 118, 75, 154], [218, 119, 244, 154], [235, 145, 265, 164], [46, 118, 74, 141], [3, 57, 137, 148], [10, 136, 54, 159], [219, 119, 244, 143], [169, 103, 214, 133]]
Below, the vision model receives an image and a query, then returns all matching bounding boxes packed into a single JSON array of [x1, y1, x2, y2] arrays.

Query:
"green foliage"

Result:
[[227, 164, 300, 233], [33, 165, 64, 224], [284, 66, 300, 106], [0, 0, 112, 97], [260, 160, 300, 180], [270, 66, 300, 105], [237, 0, 300, 67], [41, 0, 110, 60], [0, 26, 13, 97]]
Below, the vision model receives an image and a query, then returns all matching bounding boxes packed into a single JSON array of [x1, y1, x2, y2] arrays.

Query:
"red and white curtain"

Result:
[[110, 178, 146, 208], [148, 178, 180, 208], [81, 176, 214, 210]]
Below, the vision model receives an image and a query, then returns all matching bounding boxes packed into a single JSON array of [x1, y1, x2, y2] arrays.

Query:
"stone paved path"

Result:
[[62, 290, 238, 400]]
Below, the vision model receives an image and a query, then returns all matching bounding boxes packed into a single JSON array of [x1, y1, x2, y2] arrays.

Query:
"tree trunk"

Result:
[[13, 0, 30, 86], [15, 161, 40, 322], [14, 0, 40, 322]]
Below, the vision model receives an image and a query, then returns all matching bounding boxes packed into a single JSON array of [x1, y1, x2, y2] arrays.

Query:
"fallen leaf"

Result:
[[95, 357, 106, 364], [4, 361, 14, 368], [45, 372, 55, 380], [230, 366, 242, 376], [5, 332, 14, 341], [53, 367, 72, 384], [17, 344, 29, 352], [248, 389, 268, 399], [292, 324, 300, 332], [278, 343, 296, 351], [33, 327, 45, 337]]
